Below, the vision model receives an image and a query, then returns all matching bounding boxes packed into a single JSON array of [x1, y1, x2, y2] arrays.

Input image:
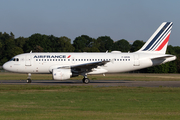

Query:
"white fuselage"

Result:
[[3, 52, 176, 74]]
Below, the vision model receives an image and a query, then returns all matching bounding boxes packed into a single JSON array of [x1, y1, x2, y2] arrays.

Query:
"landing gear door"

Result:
[[25, 55, 31, 66]]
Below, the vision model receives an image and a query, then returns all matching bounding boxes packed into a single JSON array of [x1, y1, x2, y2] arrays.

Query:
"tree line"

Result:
[[0, 32, 180, 73]]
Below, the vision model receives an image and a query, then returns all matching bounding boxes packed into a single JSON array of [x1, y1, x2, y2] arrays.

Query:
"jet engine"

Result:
[[52, 68, 72, 80]]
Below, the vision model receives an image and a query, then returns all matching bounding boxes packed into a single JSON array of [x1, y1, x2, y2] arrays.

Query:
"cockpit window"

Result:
[[10, 58, 19, 61]]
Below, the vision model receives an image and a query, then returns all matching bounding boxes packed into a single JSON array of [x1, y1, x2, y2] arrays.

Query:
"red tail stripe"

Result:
[[155, 34, 170, 51]]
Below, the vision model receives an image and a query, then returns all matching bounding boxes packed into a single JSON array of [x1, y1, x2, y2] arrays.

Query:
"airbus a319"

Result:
[[3, 22, 176, 84]]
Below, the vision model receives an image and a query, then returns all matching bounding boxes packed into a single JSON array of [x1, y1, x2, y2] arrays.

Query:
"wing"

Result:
[[71, 61, 110, 74]]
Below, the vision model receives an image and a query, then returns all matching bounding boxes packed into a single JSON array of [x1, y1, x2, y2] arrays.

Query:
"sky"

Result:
[[0, 0, 179, 46]]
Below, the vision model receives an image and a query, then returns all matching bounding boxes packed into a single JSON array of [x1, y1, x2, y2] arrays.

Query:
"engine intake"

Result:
[[52, 68, 72, 80]]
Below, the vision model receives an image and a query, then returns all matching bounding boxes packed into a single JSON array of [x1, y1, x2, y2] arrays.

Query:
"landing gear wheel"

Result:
[[82, 78, 90, 84], [82, 78, 85, 83], [27, 78, 31, 83], [84, 78, 90, 84], [27, 73, 32, 83], [82, 73, 90, 84]]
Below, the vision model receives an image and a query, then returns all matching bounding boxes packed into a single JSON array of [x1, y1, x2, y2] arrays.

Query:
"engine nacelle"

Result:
[[52, 68, 72, 80]]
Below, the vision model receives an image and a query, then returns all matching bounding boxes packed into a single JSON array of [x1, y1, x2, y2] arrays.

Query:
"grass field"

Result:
[[1, 73, 180, 120], [0, 85, 180, 120]]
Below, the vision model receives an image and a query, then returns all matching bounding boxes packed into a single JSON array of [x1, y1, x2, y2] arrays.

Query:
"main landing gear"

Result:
[[82, 73, 90, 84], [27, 73, 31, 83], [82, 77, 90, 84]]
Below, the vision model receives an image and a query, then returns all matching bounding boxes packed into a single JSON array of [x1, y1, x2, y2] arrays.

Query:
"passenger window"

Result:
[[68, 59, 70, 61], [84, 59, 86, 61]]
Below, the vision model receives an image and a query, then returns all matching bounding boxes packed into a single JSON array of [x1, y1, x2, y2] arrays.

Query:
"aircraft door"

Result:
[[25, 55, 31, 66], [134, 54, 140, 66]]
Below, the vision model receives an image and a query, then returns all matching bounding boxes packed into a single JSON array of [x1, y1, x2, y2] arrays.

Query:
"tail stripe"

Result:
[[142, 22, 171, 51], [150, 24, 172, 51], [155, 34, 170, 51]]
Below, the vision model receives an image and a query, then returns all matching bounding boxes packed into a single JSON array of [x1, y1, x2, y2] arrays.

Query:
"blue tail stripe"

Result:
[[143, 22, 171, 51], [149, 23, 172, 51]]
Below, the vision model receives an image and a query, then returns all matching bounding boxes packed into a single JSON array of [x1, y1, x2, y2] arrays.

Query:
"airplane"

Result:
[[3, 22, 176, 84]]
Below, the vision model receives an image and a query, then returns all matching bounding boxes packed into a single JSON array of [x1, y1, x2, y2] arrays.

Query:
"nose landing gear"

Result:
[[27, 73, 31, 83]]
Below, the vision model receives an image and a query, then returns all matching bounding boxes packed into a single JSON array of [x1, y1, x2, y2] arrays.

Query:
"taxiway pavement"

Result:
[[0, 80, 180, 87]]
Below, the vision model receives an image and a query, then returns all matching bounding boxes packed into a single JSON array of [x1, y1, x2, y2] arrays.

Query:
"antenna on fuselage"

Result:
[[30, 50, 32, 53]]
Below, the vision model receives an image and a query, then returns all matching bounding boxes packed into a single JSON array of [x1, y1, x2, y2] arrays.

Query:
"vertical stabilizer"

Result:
[[137, 22, 173, 54]]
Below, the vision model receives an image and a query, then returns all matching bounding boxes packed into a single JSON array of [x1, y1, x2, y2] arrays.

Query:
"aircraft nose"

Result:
[[3, 62, 10, 71], [3, 63, 7, 70]]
